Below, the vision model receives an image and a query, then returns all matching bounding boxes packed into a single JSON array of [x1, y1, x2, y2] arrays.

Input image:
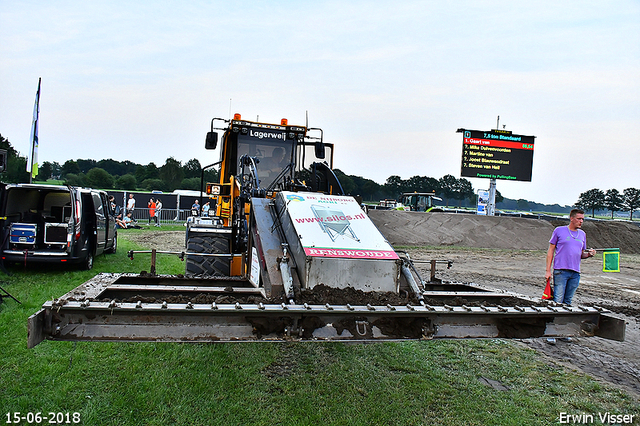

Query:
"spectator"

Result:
[[148, 198, 157, 225], [202, 201, 210, 217], [127, 193, 136, 215], [191, 199, 200, 215], [155, 199, 162, 227], [108, 195, 116, 214], [117, 212, 137, 229], [122, 212, 141, 229]]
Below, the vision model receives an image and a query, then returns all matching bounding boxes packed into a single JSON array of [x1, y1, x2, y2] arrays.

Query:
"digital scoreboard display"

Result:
[[459, 129, 535, 182]]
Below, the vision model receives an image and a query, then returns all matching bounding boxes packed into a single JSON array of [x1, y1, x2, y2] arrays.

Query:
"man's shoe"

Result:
[[546, 338, 557, 345], [559, 337, 573, 343]]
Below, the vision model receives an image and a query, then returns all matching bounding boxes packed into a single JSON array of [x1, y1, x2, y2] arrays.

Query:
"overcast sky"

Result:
[[1, 1, 638, 206]]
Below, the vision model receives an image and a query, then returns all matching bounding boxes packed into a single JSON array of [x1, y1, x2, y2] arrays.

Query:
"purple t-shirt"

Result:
[[549, 226, 587, 272]]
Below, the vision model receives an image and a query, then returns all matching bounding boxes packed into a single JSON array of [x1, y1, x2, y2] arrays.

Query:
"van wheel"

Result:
[[107, 234, 117, 254], [81, 248, 94, 270], [185, 235, 230, 276]]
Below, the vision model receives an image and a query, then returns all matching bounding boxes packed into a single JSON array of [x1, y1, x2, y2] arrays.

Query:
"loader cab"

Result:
[[212, 114, 335, 193], [215, 117, 293, 190]]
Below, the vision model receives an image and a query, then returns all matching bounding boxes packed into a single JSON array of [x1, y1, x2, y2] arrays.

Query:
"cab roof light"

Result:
[[234, 113, 241, 120], [281, 118, 288, 125]]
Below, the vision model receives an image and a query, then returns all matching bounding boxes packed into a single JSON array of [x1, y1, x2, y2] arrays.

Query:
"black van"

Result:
[[0, 184, 117, 270]]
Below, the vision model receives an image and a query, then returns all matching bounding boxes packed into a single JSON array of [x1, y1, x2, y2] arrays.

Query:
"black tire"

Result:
[[81, 247, 94, 271], [185, 235, 230, 276], [106, 233, 117, 254]]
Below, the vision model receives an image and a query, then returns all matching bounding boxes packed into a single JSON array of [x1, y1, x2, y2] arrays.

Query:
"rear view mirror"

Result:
[[205, 132, 218, 150], [314, 142, 325, 160]]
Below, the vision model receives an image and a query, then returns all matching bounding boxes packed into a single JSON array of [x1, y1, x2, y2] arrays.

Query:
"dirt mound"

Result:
[[369, 211, 640, 253]]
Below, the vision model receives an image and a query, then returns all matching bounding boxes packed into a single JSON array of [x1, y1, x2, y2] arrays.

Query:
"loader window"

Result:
[[236, 136, 293, 189]]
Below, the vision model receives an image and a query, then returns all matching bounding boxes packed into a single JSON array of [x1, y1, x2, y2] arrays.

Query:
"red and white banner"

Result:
[[282, 192, 399, 260]]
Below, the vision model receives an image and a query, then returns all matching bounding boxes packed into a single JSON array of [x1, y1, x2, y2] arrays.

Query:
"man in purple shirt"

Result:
[[545, 209, 596, 306]]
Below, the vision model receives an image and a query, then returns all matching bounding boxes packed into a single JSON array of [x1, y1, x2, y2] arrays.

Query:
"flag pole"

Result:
[[28, 77, 41, 184]]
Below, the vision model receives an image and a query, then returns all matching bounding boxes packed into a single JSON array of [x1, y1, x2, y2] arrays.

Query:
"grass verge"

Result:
[[1, 234, 638, 425]]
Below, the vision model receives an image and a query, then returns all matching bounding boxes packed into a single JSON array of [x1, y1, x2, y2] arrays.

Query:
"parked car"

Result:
[[0, 184, 117, 270]]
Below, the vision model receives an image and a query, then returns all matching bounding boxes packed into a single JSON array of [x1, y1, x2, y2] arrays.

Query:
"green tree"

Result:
[[383, 175, 403, 198], [0, 133, 30, 183], [159, 157, 184, 191], [135, 165, 146, 184], [333, 170, 356, 195], [357, 177, 382, 201], [136, 162, 159, 182], [115, 173, 138, 190], [97, 158, 130, 176], [141, 178, 165, 192], [604, 189, 624, 219], [76, 159, 97, 174], [438, 174, 458, 206], [183, 158, 202, 179], [50, 161, 61, 179], [516, 199, 530, 210], [146, 162, 160, 180], [203, 168, 219, 185], [180, 178, 201, 191], [622, 188, 640, 221], [576, 188, 605, 217], [454, 178, 474, 208], [85, 167, 114, 189], [64, 173, 85, 187], [39, 161, 53, 180], [406, 176, 439, 194], [61, 160, 80, 177]]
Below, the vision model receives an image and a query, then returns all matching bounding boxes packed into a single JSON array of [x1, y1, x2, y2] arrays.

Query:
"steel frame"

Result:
[[27, 273, 625, 347]]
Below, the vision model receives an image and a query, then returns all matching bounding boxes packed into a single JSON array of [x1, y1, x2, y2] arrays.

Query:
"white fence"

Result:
[[127, 208, 202, 225]]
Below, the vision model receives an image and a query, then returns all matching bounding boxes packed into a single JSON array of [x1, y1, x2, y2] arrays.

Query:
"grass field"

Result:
[[1, 230, 638, 425]]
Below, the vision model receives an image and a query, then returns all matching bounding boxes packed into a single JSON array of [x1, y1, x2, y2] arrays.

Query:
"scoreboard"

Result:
[[459, 129, 535, 182]]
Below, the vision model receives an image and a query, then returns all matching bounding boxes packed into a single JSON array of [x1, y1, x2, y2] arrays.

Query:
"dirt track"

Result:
[[122, 213, 640, 398], [370, 211, 640, 398]]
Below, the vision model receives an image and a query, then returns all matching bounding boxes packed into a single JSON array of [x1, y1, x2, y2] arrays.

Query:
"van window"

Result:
[[92, 193, 103, 215]]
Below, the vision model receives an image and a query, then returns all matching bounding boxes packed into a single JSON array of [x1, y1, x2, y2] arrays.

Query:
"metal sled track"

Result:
[[27, 273, 626, 347]]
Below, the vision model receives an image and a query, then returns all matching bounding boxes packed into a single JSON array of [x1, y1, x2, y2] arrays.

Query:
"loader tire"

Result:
[[185, 235, 231, 276]]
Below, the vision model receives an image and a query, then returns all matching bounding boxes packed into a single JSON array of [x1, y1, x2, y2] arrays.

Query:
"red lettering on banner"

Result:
[[304, 247, 399, 260]]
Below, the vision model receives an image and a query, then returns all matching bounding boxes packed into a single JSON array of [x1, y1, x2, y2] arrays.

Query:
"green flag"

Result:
[[602, 248, 620, 273]]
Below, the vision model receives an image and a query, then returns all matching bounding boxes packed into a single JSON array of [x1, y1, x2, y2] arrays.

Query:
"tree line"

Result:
[[0, 133, 218, 192], [576, 188, 640, 220], [335, 172, 483, 207], [43, 157, 218, 192], [2, 133, 636, 217], [1, 132, 480, 204]]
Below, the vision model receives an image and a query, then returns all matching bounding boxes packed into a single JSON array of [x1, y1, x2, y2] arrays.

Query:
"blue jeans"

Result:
[[553, 269, 580, 305]]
